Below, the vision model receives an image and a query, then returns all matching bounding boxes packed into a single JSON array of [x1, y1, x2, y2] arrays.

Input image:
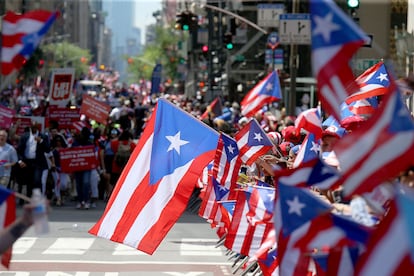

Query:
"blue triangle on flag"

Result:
[[278, 183, 332, 236]]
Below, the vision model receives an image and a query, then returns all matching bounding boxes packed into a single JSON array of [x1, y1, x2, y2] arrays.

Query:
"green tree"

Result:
[[42, 42, 91, 78], [127, 25, 187, 84]]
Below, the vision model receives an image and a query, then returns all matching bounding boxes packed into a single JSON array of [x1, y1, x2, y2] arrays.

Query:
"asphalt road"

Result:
[[3, 199, 236, 276]]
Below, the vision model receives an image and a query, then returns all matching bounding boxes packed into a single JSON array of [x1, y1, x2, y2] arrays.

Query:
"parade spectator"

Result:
[[99, 128, 119, 201], [50, 134, 69, 206], [0, 130, 18, 187], [16, 122, 54, 200], [110, 130, 136, 187], [72, 127, 94, 210]]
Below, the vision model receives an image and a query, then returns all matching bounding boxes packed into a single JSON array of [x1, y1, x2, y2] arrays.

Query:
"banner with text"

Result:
[[49, 68, 75, 107], [59, 145, 98, 173], [12, 116, 45, 136], [80, 94, 111, 125], [0, 105, 16, 129], [47, 106, 80, 130]]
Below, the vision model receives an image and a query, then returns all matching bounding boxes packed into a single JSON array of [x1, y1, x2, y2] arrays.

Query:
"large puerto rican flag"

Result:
[[1, 10, 59, 75], [89, 99, 219, 255], [310, 0, 370, 121]]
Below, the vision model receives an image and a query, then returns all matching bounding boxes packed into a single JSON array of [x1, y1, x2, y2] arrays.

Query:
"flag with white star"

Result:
[[241, 70, 282, 118], [310, 0, 370, 121], [235, 118, 273, 166], [1, 10, 59, 75], [293, 132, 321, 168], [335, 77, 414, 198], [346, 61, 391, 104], [275, 183, 332, 237], [89, 99, 219, 255], [199, 132, 241, 227]]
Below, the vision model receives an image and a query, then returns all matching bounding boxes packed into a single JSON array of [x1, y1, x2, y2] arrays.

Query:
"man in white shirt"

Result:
[[0, 130, 18, 187]]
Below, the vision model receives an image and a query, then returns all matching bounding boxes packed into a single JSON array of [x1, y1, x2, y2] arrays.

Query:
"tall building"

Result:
[[103, 0, 140, 80]]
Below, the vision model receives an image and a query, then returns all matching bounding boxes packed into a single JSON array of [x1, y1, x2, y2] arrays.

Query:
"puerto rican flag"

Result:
[[89, 99, 219, 255], [276, 157, 340, 191], [198, 133, 241, 228], [295, 108, 323, 139], [235, 119, 273, 166], [1, 10, 59, 75], [310, 0, 370, 121], [224, 190, 274, 257], [292, 133, 320, 168], [334, 81, 414, 198], [346, 61, 390, 104], [241, 70, 282, 118], [0, 186, 16, 268], [274, 183, 330, 276], [355, 196, 414, 274]]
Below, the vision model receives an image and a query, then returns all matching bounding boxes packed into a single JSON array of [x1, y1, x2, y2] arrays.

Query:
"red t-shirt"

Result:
[[110, 139, 136, 173]]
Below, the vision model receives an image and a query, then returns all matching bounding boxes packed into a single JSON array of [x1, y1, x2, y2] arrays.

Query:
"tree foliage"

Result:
[[42, 42, 91, 78], [127, 25, 187, 84]]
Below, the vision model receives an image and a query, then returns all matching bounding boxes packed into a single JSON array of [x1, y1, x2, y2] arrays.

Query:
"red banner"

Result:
[[12, 117, 33, 136], [49, 68, 75, 107], [80, 94, 111, 125], [47, 106, 80, 130], [0, 105, 16, 128], [59, 145, 98, 173]]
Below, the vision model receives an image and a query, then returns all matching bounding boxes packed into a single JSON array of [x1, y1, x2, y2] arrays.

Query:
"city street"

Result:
[[0, 200, 234, 276]]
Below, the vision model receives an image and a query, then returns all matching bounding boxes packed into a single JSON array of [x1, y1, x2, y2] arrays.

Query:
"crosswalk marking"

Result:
[[13, 238, 37, 254], [11, 237, 225, 257], [112, 244, 146, 255], [180, 239, 222, 256], [43, 238, 95, 255]]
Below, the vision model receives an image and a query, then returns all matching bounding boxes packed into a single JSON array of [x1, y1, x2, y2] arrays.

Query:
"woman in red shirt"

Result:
[[110, 130, 136, 187]]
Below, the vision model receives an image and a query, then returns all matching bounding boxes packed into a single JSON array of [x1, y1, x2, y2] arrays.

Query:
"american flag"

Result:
[[89, 99, 219, 255], [346, 61, 390, 104], [235, 119, 273, 166], [1, 10, 59, 75], [241, 70, 282, 118], [0, 186, 16, 268], [334, 82, 414, 198], [310, 0, 370, 121]]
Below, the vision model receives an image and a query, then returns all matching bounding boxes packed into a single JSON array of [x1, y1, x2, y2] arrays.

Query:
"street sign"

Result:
[[279, 14, 311, 45], [257, 4, 285, 28], [267, 32, 279, 49]]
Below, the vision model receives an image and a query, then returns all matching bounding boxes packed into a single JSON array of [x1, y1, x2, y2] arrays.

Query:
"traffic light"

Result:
[[202, 45, 209, 57], [347, 0, 359, 9], [175, 11, 198, 33], [223, 32, 233, 50], [175, 12, 184, 30]]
